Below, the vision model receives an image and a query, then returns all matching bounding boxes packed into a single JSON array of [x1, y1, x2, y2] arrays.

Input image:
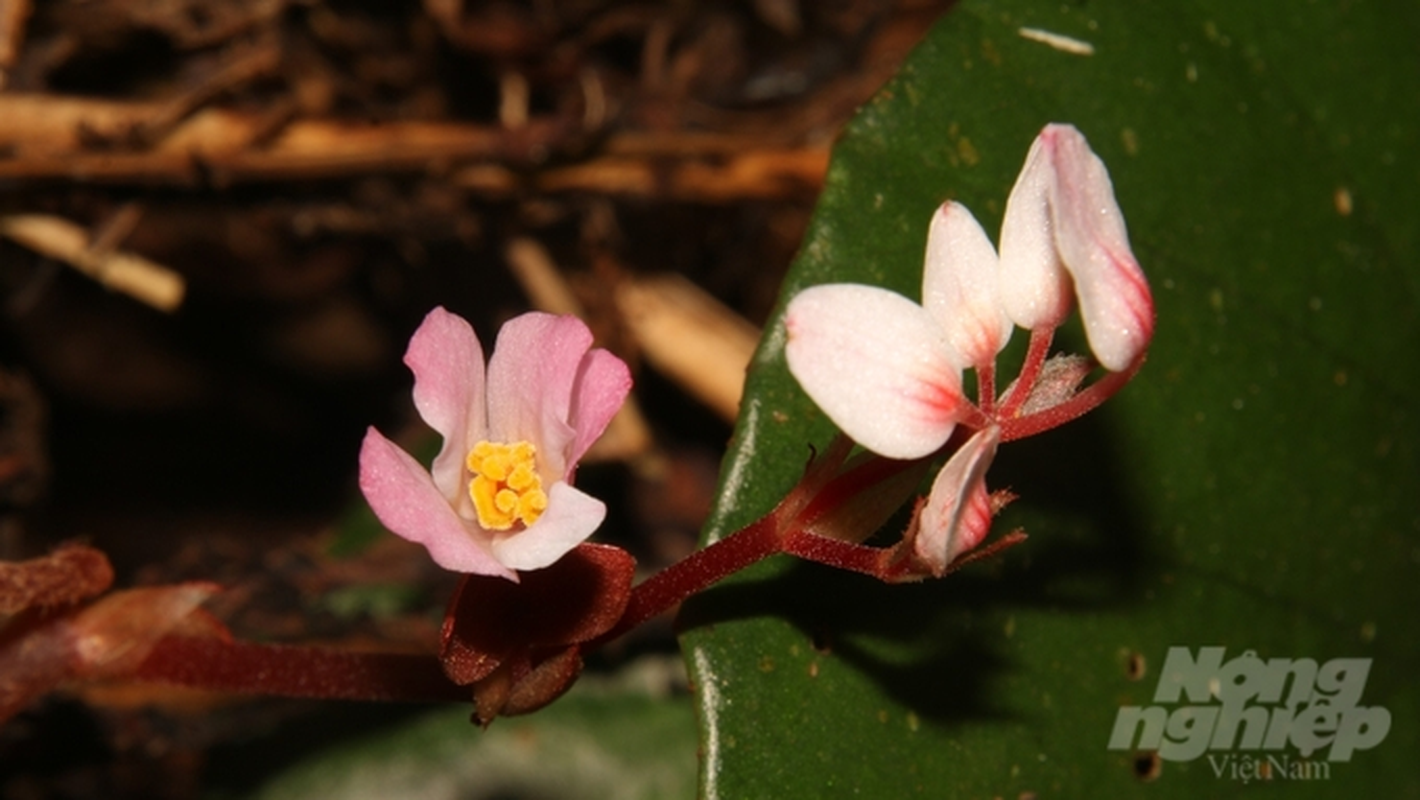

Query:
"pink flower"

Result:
[[359, 308, 631, 580], [784, 124, 1153, 574]]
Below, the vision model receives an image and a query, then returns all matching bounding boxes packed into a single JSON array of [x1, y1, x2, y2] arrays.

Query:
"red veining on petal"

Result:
[[951, 483, 994, 559], [1087, 235, 1154, 340], [906, 370, 969, 430], [1111, 250, 1156, 344]]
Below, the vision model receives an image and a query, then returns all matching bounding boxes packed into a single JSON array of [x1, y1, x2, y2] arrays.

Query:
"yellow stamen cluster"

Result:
[[466, 440, 548, 530]]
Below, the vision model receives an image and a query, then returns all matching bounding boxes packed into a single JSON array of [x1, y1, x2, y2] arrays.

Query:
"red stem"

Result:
[[998, 357, 1142, 442], [780, 529, 889, 578], [996, 327, 1054, 420], [976, 361, 997, 416], [592, 513, 785, 645], [133, 636, 467, 703]]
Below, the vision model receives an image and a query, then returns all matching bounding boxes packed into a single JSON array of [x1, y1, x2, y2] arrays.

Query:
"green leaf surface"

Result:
[[238, 661, 697, 800], [681, 1, 1419, 797]]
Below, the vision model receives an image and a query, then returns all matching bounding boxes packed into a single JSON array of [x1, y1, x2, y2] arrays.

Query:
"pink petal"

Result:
[[922, 201, 1014, 369], [404, 307, 487, 500], [489, 482, 607, 571], [566, 348, 633, 469], [916, 426, 999, 573], [1045, 124, 1155, 371], [485, 313, 592, 479], [998, 129, 1074, 332], [784, 284, 967, 460], [358, 427, 515, 580]]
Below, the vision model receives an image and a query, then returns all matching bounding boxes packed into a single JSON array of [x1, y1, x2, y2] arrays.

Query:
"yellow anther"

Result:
[[466, 440, 547, 530]]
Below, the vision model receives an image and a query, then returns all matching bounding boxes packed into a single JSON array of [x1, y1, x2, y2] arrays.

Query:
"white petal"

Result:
[[922, 201, 1014, 368], [490, 482, 605, 571], [784, 284, 966, 460], [916, 426, 998, 573], [1044, 124, 1155, 371], [998, 130, 1073, 331]]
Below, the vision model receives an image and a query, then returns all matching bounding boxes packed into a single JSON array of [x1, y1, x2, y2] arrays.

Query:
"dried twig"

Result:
[[0, 94, 569, 184], [0, 0, 29, 86], [617, 274, 759, 422], [0, 214, 186, 311], [130, 38, 284, 147], [0, 95, 829, 200], [0, 543, 113, 615]]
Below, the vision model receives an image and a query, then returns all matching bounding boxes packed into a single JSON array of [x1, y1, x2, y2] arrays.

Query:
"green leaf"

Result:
[[240, 661, 697, 800], [682, 1, 1419, 797]]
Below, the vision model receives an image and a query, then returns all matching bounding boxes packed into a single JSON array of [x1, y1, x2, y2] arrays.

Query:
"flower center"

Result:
[[466, 440, 548, 531]]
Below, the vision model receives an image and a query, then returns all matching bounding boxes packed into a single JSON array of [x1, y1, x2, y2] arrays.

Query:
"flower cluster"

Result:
[[11, 122, 1154, 729], [341, 122, 1153, 721], [784, 123, 1154, 576]]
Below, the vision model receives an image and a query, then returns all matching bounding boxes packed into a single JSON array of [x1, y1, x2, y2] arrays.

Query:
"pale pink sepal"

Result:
[[490, 482, 607, 571], [1046, 125, 1155, 371], [359, 427, 516, 580], [999, 124, 1153, 371], [998, 131, 1073, 333], [405, 307, 487, 502], [915, 426, 999, 573], [922, 201, 1014, 369], [784, 283, 966, 460]]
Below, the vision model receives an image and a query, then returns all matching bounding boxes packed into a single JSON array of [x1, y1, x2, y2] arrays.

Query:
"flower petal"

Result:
[[916, 426, 998, 574], [998, 129, 1074, 332], [566, 347, 633, 470], [922, 201, 1014, 368], [358, 427, 515, 580], [784, 284, 966, 460], [404, 307, 487, 500], [1044, 124, 1155, 371], [489, 482, 606, 571], [485, 313, 592, 479]]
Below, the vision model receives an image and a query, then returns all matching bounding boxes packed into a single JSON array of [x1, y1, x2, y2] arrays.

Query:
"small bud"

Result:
[[911, 427, 999, 576], [998, 124, 1154, 371]]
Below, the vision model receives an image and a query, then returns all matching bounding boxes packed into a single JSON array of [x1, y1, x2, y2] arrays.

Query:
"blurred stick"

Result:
[[521, 145, 828, 202], [0, 94, 538, 184], [132, 38, 283, 146], [0, 0, 28, 88], [0, 543, 112, 615], [0, 214, 186, 311], [0, 95, 828, 200], [616, 273, 758, 423]]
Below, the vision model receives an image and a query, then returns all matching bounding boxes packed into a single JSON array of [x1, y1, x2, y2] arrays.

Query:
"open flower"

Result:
[[359, 307, 631, 580], [784, 123, 1153, 574]]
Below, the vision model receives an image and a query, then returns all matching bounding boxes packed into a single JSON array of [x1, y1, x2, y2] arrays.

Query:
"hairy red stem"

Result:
[[976, 361, 997, 416], [996, 327, 1055, 420], [133, 636, 467, 703], [999, 357, 1143, 442], [780, 529, 888, 577], [593, 514, 784, 645]]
